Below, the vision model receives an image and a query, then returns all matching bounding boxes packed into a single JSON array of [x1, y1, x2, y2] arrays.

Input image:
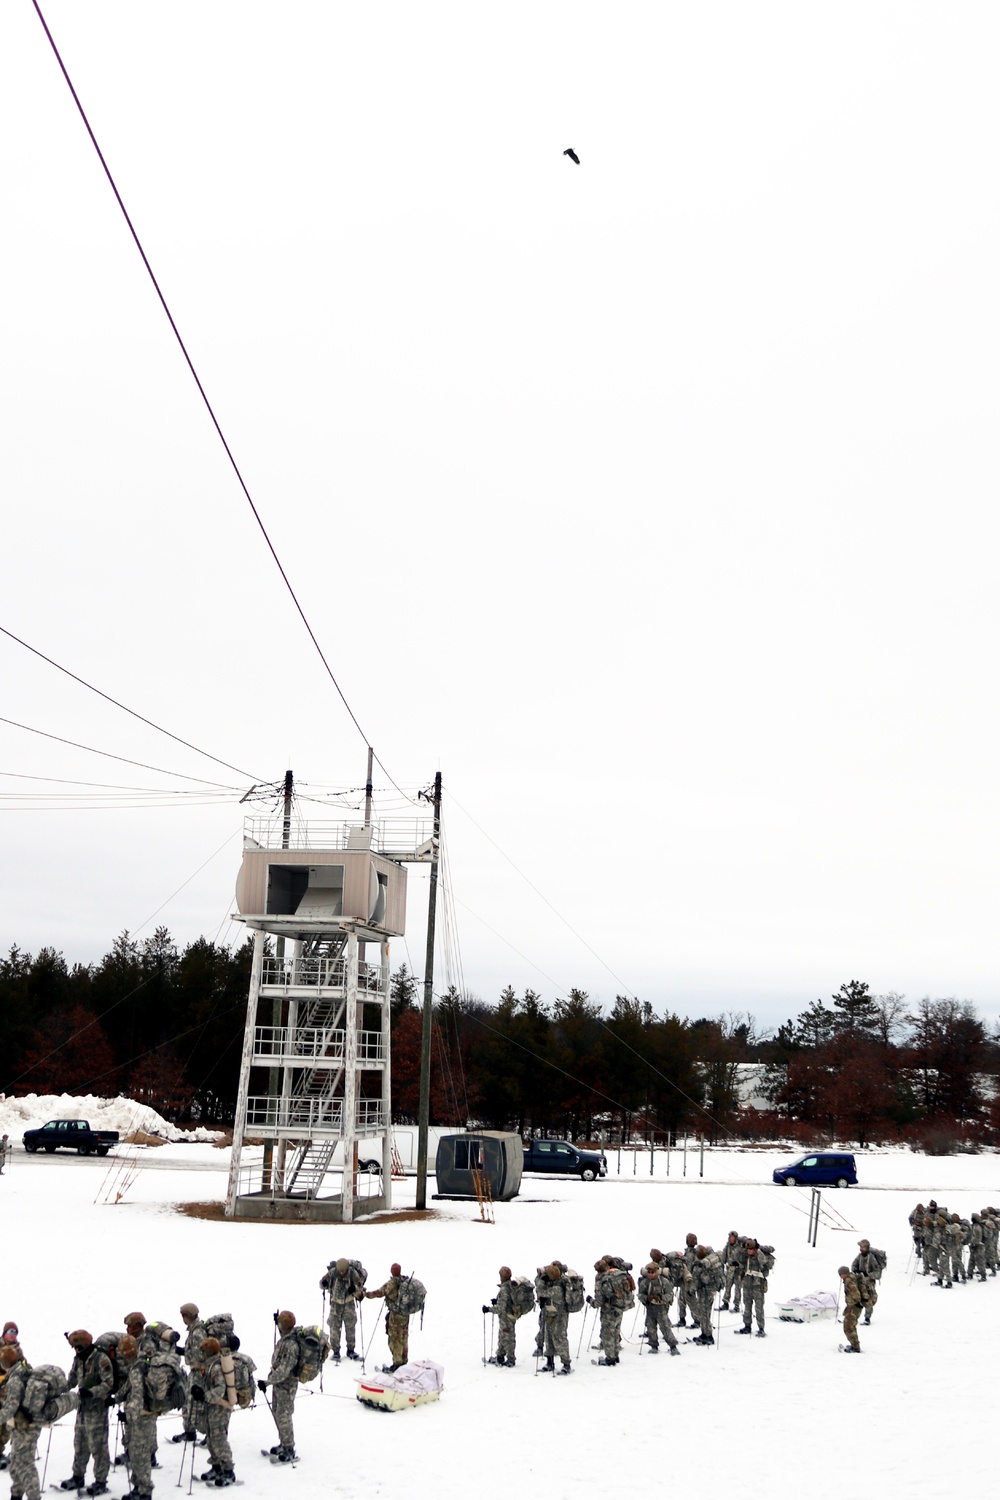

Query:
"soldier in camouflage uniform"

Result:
[[980, 1209, 998, 1275], [118, 1334, 157, 1500], [537, 1264, 572, 1373], [944, 1217, 966, 1285], [720, 1231, 745, 1312], [192, 1338, 235, 1487], [850, 1241, 885, 1323], [0, 1323, 22, 1471], [674, 1234, 699, 1328], [258, 1310, 299, 1461], [736, 1239, 773, 1337], [909, 1205, 926, 1271], [838, 1266, 862, 1352], [589, 1260, 622, 1366], [637, 1263, 680, 1355], [63, 1330, 114, 1495], [968, 1215, 987, 1281], [1, 1343, 79, 1500], [171, 1304, 206, 1446], [365, 1266, 413, 1371], [930, 1215, 953, 1287], [319, 1258, 366, 1362], [921, 1215, 941, 1279], [484, 1267, 518, 1367], [690, 1246, 723, 1345]]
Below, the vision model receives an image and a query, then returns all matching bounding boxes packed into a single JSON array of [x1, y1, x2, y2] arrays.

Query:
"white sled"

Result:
[[776, 1290, 838, 1324], [355, 1359, 444, 1412]]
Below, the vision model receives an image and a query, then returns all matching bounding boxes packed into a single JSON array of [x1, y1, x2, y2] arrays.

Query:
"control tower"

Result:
[[225, 813, 430, 1221]]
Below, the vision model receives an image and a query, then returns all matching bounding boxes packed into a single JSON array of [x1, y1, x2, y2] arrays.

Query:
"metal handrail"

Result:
[[252, 1025, 386, 1062], [260, 956, 383, 993], [244, 817, 430, 855]]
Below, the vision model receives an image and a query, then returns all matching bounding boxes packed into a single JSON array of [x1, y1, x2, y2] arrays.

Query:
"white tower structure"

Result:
[[225, 814, 430, 1222]]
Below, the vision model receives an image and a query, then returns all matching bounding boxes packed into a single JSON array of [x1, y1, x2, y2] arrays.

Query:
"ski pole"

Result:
[[361, 1304, 380, 1373], [320, 1292, 327, 1391], [482, 1308, 488, 1365], [40, 1425, 54, 1491], [358, 1299, 365, 1365], [186, 1427, 197, 1497], [628, 1302, 640, 1340], [576, 1304, 591, 1360]]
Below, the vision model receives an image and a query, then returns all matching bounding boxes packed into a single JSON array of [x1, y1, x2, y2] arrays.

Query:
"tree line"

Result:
[[2, 938, 997, 1150]]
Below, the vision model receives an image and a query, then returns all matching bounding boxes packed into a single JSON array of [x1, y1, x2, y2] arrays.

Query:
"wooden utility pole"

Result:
[[262, 769, 293, 1190], [415, 771, 442, 1211]]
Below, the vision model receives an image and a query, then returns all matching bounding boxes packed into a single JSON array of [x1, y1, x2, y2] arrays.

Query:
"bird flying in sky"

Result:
[[563, 147, 580, 165]]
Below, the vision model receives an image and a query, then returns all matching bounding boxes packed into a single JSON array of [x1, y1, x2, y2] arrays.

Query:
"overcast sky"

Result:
[[1, 2, 998, 1033]]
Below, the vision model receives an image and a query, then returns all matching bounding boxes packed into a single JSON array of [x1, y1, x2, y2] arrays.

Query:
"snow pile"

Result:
[[0, 1092, 224, 1143]]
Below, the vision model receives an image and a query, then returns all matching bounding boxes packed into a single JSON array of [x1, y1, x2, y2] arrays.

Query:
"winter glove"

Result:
[[482, 1305, 489, 1315], [190, 1386, 205, 1403], [258, 1380, 268, 1393], [586, 1296, 594, 1306]]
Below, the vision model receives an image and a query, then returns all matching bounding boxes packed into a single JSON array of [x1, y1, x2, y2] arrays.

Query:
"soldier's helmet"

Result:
[[745, 1238, 758, 1250], [644, 1262, 660, 1276], [276, 1310, 296, 1333], [1, 1322, 18, 1341], [696, 1246, 707, 1259], [649, 1248, 663, 1260], [67, 1329, 92, 1350], [118, 1336, 138, 1359], [547, 1264, 562, 1280], [499, 1267, 511, 1281], [972, 1214, 981, 1222], [728, 1230, 739, 1241], [594, 1259, 607, 1272], [838, 1266, 849, 1276], [179, 1303, 199, 1323], [390, 1263, 402, 1277], [124, 1311, 146, 1332], [0, 1346, 20, 1368], [200, 1337, 221, 1357], [952, 1214, 961, 1223], [858, 1239, 870, 1249], [335, 1258, 350, 1275], [928, 1199, 938, 1209], [685, 1233, 697, 1246]]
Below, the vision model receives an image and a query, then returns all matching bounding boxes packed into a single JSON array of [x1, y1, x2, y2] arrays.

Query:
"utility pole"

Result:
[[415, 771, 442, 1211], [262, 769, 293, 1190]]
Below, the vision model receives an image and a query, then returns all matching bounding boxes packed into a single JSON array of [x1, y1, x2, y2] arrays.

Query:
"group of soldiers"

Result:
[[909, 1201, 1000, 1287], [484, 1231, 778, 1372], [0, 1262, 415, 1500]]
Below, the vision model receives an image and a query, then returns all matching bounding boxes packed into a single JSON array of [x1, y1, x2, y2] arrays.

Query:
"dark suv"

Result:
[[772, 1152, 857, 1188]]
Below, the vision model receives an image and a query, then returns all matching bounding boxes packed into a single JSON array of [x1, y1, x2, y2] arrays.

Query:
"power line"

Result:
[[29, 3, 415, 805], [0, 629, 261, 781], [0, 769, 239, 794], [0, 712, 246, 787]]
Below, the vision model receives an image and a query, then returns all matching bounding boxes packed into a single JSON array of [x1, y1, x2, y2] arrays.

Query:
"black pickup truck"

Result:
[[522, 1139, 607, 1182], [22, 1120, 119, 1157]]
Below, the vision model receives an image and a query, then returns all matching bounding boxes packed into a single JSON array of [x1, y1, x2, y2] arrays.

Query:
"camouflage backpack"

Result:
[[606, 1268, 635, 1310], [227, 1351, 257, 1409], [562, 1270, 585, 1314], [510, 1277, 536, 1318], [292, 1326, 330, 1385], [94, 1332, 126, 1393], [394, 1277, 427, 1318], [144, 1353, 188, 1416], [204, 1313, 236, 1348], [23, 1364, 70, 1423]]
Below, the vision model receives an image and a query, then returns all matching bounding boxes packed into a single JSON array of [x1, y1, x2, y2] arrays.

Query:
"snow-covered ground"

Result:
[[3, 1139, 997, 1498]]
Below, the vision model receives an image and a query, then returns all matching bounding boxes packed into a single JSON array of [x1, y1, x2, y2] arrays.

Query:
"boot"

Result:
[[331, 1351, 341, 1363], [213, 1474, 236, 1488], [346, 1349, 360, 1360], [669, 1345, 680, 1356], [86, 1484, 109, 1497], [595, 1356, 616, 1365], [561, 1361, 571, 1373], [506, 1358, 516, 1367], [755, 1329, 766, 1338], [647, 1344, 659, 1354], [735, 1325, 751, 1335], [542, 1357, 555, 1371], [274, 1449, 295, 1464], [60, 1479, 85, 1490]]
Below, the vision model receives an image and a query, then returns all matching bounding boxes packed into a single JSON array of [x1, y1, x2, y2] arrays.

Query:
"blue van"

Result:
[[772, 1152, 857, 1188]]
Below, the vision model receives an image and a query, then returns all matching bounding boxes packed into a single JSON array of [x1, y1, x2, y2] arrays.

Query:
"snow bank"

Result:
[[0, 1092, 224, 1143]]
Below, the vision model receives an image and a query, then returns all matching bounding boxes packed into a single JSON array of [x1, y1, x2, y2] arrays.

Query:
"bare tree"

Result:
[[873, 990, 909, 1049]]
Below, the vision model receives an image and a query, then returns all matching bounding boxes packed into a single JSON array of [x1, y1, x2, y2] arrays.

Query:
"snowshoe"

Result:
[[272, 1450, 296, 1465], [592, 1357, 618, 1366], [60, 1481, 84, 1492], [558, 1363, 571, 1375], [735, 1326, 751, 1335], [171, 1432, 197, 1445], [838, 1344, 862, 1353]]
